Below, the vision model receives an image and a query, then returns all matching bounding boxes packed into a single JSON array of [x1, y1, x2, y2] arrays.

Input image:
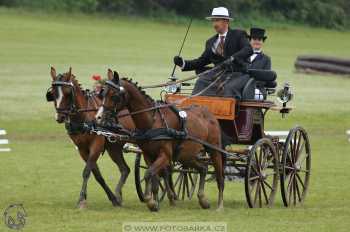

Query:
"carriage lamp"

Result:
[[165, 82, 181, 93], [277, 82, 293, 117]]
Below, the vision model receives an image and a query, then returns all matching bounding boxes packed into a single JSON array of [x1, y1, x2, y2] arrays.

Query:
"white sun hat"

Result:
[[206, 7, 233, 21]]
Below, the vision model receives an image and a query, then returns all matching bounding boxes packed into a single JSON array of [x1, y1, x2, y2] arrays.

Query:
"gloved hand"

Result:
[[174, 56, 184, 67], [222, 56, 235, 68]]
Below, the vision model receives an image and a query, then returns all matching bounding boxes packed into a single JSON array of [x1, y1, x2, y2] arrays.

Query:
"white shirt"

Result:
[[212, 31, 228, 53], [250, 49, 262, 63]]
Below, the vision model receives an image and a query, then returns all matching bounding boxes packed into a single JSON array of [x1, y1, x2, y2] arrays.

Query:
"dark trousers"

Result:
[[192, 72, 250, 100]]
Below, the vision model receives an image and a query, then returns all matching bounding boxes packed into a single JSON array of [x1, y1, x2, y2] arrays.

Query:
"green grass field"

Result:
[[0, 8, 350, 232]]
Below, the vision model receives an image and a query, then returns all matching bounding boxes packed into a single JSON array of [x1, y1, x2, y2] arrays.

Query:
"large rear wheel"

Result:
[[280, 126, 311, 207]]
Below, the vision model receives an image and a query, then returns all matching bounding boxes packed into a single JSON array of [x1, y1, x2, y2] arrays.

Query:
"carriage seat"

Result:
[[242, 69, 278, 100]]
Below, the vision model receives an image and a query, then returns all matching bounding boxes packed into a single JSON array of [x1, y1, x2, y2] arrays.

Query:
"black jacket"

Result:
[[183, 29, 253, 72], [249, 53, 271, 70]]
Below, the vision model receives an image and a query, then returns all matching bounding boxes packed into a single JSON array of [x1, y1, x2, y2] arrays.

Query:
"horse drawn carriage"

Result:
[[46, 66, 311, 210], [119, 68, 311, 209]]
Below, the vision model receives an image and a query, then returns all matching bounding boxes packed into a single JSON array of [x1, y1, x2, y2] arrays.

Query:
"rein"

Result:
[[109, 69, 226, 119]]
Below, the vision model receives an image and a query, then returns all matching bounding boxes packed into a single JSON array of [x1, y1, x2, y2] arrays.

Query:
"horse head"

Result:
[[47, 67, 77, 123], [96, 69, 127, 125]]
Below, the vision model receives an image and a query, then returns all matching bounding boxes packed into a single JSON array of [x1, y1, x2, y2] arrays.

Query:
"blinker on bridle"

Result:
[[46, 76, 76, 115], [102, 80, 126, 114]]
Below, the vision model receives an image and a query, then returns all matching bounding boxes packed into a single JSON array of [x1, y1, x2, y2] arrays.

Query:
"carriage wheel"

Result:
[[172, 163, 199, 200], [245, 138, 279, 208], [134, 153, 167, 202], [280, 126, 311, 207]]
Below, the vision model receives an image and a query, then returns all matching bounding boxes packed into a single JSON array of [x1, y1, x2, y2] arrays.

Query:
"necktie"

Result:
[[216, 35, 225, 56]]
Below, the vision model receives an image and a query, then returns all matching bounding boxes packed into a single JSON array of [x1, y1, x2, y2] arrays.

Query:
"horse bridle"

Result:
[[101, 80, 128, 116], [46, 76, 98, 116]]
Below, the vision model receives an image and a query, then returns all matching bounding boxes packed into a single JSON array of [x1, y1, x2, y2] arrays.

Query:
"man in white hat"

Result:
[[174, 7, 253, 99]]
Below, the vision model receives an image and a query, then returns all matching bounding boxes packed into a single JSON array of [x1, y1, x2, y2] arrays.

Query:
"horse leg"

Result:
[[77, 148, 90, 209], [160, 168, 176, 206], [209, 150, 225, 211], [78, 142, 118, 208], [197, 163, 210, 209], [91, 163, 120, 207], [105, 143, 130, 205], [144, 150, 170, 212]]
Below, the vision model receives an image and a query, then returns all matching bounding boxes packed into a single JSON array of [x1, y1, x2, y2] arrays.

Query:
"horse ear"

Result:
[[50, 67, 57, 80], [68, 67, 72, 80], [107, 69, 113, 80], [113, 71, 120, 83]]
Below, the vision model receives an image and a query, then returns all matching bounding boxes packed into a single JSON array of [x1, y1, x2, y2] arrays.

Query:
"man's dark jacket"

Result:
[[249, 53, 271, 70], [183, 29, 253, 72]]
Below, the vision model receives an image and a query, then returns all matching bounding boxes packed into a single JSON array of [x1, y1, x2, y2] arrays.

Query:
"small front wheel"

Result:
[[245, 138, 279, 208]]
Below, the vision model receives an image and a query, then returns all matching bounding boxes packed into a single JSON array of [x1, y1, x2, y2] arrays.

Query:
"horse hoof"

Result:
[[115, 192, 123, 204], [199, 198, 210, 209], [111, 195, 122, 207], [78, 200, 87, 210], [216, 206, 224, 212], [147, 200, 159, 212], [169, 200, 176, 207]]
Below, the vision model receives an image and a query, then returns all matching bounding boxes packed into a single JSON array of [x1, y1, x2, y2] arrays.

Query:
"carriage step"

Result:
[[225, 148, 249, 155]]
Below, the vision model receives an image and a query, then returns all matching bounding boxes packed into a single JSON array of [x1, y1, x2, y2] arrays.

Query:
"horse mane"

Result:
[[121, 78, 154, 104]]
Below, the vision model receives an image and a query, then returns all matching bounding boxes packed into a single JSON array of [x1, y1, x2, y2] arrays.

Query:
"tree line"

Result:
[[1, 0, 349, 28]]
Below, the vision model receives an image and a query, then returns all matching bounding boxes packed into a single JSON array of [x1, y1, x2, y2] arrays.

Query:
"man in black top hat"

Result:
[[173, 7, 253, 99], [248, 28, 271, 70]]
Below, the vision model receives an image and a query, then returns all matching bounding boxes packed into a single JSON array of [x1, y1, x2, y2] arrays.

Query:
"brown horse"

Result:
[[47, 67, 134, 209], [96, 70, 225, 211]]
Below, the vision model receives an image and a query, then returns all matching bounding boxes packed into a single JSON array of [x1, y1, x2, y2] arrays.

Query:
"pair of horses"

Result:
[[47, 67, 224, 211]]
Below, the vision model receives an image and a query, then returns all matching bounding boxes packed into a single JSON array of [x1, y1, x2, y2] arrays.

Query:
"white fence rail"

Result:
[[0, 129, 11, 152]]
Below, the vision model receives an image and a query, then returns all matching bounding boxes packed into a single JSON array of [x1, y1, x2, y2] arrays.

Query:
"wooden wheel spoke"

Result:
[[299, 169, 309, 173], [296, 152, 308, 167], [140, 165, 148, 169], [287, 174, 295, 204], [249, 175, 260, 181], [263, 179, 273, 191], [285, 166, 294, 170], [294, 132, 302, 160], [174, 172, 183, 187], [295, 173, 305, 190], [249, 180, 258, 195], [295, 178, 302, 202], [261, 181, 270, 204], [254, 151, 262, 172], [253, 181, 260, 206], [176, 174, 184, 197], [287, 173, 295, 193], [295, 139, 305, 162], [181, 174, 188, 200]]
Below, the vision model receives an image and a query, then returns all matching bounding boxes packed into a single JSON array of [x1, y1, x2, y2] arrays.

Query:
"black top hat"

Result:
[[249, 28, 267, 41]]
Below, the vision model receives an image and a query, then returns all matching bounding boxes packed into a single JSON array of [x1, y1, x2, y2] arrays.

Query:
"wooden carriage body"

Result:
[[165, 94, 276, 145]]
